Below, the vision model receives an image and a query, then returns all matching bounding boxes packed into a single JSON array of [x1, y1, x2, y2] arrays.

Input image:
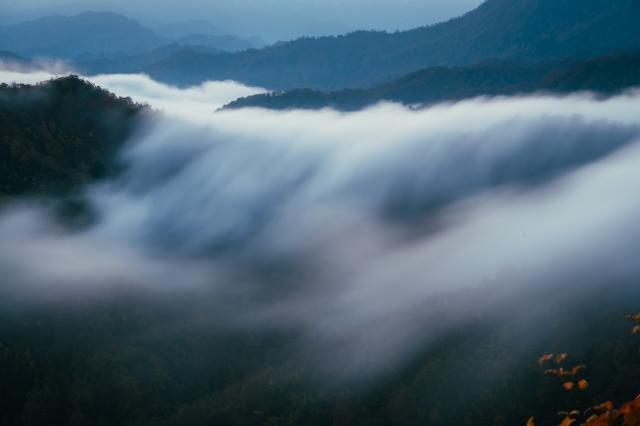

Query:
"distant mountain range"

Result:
[[0, 51, 30, 68], [154, 20, 266, 49], [0, 51, 54, 72], [225, 51, 640, 110], [145, 0, 640, 90], [0, 12, 162, 59], [2, 1, 640, 113], [0, 51, 27, 63], [74, 45, 223, 76], [154, 20, 225, 39], [0, 12, 261, 61]]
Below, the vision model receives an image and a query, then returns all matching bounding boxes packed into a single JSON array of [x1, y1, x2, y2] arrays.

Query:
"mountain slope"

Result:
[[146, 0, 640, 90], [0, 12, 163, 59], [154, 20, 223, 38], [224, 59, 552, 110], [0, 76, 143, 197], [74, 45, 223, 76], [0, 51, 31, 69], [225, 52, 640, 111], [0, 51, 27, 63], [540, 51, 640, 93], [171, 34, 257, 52]]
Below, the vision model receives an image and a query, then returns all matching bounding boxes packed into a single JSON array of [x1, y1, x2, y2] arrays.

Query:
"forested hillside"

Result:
[[1, 274, 640, 426], [225, 51, 640, 111], [146, 0, 640, 90], [0, 76, 143, 197]]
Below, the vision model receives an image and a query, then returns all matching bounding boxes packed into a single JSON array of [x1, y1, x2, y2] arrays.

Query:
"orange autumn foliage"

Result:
[[545, 365, 587, 378], [539, 354, 555, 365], [591, 401, 614, 414], [553, 396, 640, 425], [625, 313, 640, 334], [528, 313, 640, 426], [559, 416, 577, 426], [619, 395, 640, 415], [585, 410, 616, 425], [625, 313, 640, 322]]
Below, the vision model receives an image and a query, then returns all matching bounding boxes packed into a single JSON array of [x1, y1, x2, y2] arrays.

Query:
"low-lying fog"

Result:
[[3, 68, 640, 381]]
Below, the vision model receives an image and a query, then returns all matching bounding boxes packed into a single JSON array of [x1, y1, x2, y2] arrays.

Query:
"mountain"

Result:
[[0, 12, 163, 59], [224, 52, 640, 111], [0, 51, 31, 69], [0, 76, 143, 197], [224, 59, 553, 110], [0, 51, 27, 63], [155, 20, 264, 51], [0, 12, 264, 65], [172, 34, 258, 52], [540, 51, 640, 93], [74, 45, 223, 76], [145, 0, 640, 90], [155, 20, 223, 38]]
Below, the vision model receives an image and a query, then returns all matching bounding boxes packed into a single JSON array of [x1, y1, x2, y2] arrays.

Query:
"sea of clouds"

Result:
[[2, 68, 640, 380]]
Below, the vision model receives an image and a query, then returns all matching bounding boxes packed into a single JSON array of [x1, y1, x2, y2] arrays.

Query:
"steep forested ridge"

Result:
[[0, 76, 143, 197], [146, 0, 640, 90], [225, 51, 640, 111]]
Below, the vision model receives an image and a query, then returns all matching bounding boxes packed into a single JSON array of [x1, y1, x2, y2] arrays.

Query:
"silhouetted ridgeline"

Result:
[[224, 52, 640, 111], [0, 51, 28, 64], [0, 12, 163, 59], [74, 45, 223, 76], [0, 12, 261, 64], [146, 0, 640, 90], [0, 76, 144, 197]]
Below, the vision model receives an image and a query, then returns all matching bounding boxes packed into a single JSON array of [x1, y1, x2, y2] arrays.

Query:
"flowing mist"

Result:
[[3, 69, 640, 382]]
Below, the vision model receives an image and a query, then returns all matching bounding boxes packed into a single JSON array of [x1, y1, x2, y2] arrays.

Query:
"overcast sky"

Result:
[[2, 0, 484, 42]]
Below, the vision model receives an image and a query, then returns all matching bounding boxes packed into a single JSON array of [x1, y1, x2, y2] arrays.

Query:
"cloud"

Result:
[[89, 73, 265, 118], [0, 205, 215, 298], [0, 68, 67, 85], [0, 57, 71, 76], [3, 69, 640, 381], [0, 68, 264, 116]]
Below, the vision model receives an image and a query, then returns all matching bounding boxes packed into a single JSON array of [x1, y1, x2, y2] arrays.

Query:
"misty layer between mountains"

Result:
[[2, 70, 640, 381]]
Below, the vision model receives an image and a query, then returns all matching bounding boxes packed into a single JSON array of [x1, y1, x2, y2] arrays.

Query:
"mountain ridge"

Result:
[[0, 12, 260, 61], [145, 0, 640, 90], [223, 51, 640, 111], [0, 12, 163, 59], [0, 76, 144, 197]]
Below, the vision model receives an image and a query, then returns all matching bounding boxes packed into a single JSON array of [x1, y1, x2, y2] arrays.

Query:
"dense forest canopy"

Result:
[[0, 76, 143, 197]]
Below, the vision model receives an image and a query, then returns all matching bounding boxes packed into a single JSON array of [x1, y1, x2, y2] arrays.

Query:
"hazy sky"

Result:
[[2, 0, 484, 41]]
